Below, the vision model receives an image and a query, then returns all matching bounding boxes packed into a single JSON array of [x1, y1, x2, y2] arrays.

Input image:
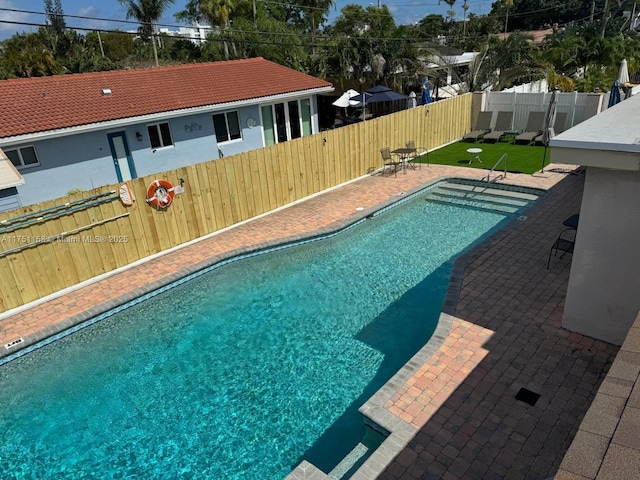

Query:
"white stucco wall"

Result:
[[562, 168, 640, 345]]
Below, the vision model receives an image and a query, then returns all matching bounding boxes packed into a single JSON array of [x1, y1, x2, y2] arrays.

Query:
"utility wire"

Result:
[[0, 1, 618, 48]]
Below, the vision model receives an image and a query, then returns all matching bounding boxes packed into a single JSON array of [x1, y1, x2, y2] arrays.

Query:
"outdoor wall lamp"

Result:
[[136, 132, 143, 141]]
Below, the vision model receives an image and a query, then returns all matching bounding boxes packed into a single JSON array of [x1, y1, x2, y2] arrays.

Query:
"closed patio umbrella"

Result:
[[408, 91, 417, 108], [608, 80, 622, 108], [541, 88, 559, 172], [618, 59, 629, 85], [420, 86, 433, 105]]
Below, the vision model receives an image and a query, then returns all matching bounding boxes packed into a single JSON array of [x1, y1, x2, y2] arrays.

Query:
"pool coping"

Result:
[[0, 171, 552, 480]]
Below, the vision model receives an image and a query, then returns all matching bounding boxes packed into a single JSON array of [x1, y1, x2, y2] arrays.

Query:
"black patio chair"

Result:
[[547, 228, 576, 268]]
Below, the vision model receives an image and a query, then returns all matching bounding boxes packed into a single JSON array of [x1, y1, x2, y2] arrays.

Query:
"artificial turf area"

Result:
[[417, 138, 551, 175]]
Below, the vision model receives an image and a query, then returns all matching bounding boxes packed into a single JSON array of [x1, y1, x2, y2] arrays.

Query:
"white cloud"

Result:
[[0, 0, 38, 39]]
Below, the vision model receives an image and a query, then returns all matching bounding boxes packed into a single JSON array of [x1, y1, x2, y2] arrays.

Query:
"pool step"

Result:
[[425, 183, 539, 214], [429, 190, 529, 208], [329, 442, 369, 480], [426, 196, 521, 214], [437, 183, 539, 202]]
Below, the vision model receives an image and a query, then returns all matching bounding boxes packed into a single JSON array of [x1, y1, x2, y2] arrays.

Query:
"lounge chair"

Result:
[[380, 147, 400, 176], [513, 111, 545, 145], [482, 111, 513, 143], [462, 111, 493, 142], [534, 112, 568, 145], [405, 140, 427, 168]]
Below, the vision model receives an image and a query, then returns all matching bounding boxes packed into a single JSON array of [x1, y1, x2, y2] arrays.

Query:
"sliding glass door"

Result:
[[261, 98, 313, 145]]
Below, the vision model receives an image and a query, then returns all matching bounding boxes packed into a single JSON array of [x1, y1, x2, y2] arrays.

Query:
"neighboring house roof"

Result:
[[0, 57, 333, 141], [425, 51, 480, 70], [495, 28, 555, 44]]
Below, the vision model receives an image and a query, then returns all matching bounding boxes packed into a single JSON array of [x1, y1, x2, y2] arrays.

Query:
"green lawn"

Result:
[[416, 138, 550, 175]]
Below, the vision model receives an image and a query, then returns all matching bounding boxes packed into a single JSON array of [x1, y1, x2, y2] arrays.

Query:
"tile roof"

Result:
[[495, 28, 555, 44], [0, 58, 333, 139]]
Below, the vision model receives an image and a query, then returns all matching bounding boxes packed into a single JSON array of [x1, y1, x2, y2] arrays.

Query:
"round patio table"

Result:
[[467, 147, 482, 164]]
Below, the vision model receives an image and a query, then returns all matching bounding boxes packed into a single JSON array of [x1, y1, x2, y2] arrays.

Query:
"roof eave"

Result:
[[0, 86, 334, 146], [550, 143, 640, 171], [0, 157, 26, 189]]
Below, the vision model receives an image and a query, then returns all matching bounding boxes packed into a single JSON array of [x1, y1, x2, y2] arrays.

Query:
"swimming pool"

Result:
[[0, 180, 540, 479]]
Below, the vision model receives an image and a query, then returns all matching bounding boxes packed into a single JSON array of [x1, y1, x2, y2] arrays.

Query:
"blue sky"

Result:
[[1, 0, 494, 40]]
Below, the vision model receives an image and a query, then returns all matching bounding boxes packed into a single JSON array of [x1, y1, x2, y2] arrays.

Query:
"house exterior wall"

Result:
[[562, 167, 640, 345], [0, 187, 20, 212], [9, 100, 318, 205]]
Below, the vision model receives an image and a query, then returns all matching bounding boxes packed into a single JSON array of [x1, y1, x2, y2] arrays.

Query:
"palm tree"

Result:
[[462, 0, 469, 38], [443, 0, 456, 22], [0, 32, 63, 78], [300, 0, 335, 42], [119, 0, 174, 66], [199, 0, 235, 60], [177, 0, 235, 60], [504, 0, 514, 34]]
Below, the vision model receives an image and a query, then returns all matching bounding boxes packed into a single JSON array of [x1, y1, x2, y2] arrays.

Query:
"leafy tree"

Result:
[[177, 0, 236, 60], [226, 16, 308, 70], [0, 31, 63, 78], [542, 18, 640, 92], [459, 32, 547, 92], [299, 0, 335, 42], [452, 13, 500, 51], [323, 5, 419, 89], [166, 38, 202, 62], [416, 14, 447, 38], [119, 0, 175, 66], [86, 30, 135, 62], [43, 0, 66, 34], [490, 32, 547, 89]]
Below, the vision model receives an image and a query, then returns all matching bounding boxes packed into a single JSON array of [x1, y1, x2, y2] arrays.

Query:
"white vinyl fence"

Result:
[[484, 91, 589, 132]]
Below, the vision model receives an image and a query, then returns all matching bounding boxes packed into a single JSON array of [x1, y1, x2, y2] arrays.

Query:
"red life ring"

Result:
[[146, 179, 175, 208]]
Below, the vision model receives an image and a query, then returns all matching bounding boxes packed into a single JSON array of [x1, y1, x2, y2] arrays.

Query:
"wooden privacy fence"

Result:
[[0, 94, 471, 312]]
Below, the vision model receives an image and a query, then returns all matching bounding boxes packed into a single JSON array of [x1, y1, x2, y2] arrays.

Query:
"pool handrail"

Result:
[[484, 153, 509, 183]]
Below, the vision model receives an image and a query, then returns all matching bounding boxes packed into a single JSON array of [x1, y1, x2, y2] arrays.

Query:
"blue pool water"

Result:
[[0, 181, 537, 479]]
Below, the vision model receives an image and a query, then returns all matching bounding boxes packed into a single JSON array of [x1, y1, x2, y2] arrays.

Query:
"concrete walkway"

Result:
[[0, 164, 618, 479]]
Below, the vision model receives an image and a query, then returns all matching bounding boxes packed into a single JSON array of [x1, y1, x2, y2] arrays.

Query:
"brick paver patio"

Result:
[[376, 170, 618, 480], [0, 163, 618, 480]]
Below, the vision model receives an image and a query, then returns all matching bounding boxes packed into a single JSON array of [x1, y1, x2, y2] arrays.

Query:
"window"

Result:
[[213, 112, 241, 143], [5, 146, 39, 168], [147, 122, 173, 149]]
